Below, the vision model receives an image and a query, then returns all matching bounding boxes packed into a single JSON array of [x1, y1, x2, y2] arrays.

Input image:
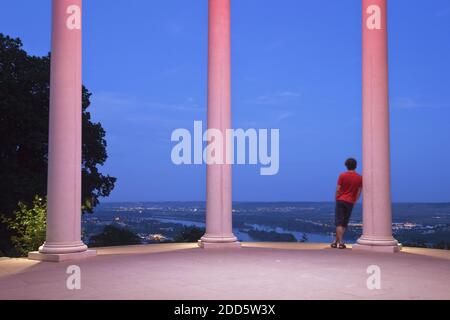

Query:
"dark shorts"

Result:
[[335, 200, 354, 227]]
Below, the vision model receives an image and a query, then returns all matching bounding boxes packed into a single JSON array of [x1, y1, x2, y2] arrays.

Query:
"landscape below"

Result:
[[83, 202, 450, 249]]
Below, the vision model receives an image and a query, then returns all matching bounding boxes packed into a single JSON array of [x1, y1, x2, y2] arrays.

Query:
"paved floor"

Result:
[[0, 243, 449, 300]]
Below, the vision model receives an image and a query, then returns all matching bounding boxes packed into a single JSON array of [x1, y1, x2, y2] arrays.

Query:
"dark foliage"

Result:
[[248, 229, 297, 242], [173, 226, 205, 243], [89, 225, 141, 248], [0, 34, 116, 255]]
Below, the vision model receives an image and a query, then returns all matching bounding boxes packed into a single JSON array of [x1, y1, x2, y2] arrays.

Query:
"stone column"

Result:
[[29, 0, 96, 262], [353, 0, 400, 253], [199, 0, 240, 249]]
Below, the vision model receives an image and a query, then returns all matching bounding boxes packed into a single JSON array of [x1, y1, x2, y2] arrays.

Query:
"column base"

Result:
[[38, 241, 88, 254], [352, 244, 401, 253], [28, 249, 97, 262], [198, 241, 241, 249], [198, 235, 241, 249], [353, 236, 402, 253]]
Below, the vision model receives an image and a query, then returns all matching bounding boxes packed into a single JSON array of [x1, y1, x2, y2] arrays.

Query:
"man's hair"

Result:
[[345, 158, 357, 170]]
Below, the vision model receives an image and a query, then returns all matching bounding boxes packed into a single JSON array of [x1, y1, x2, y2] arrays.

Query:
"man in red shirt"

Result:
[[332, 158, 363, 249]]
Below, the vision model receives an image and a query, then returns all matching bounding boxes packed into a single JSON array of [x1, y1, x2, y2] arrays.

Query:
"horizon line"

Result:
[[98, 200, 450, 205]]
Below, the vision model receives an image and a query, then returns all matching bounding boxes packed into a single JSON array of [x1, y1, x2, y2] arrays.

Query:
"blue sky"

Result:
[[1, 0, 449, 202]]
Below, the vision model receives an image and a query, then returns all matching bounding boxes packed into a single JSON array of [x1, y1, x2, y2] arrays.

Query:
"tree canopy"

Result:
[[89, 225, 141, 248], [0, 33, 116, 255], [173, 226, 205, 243]]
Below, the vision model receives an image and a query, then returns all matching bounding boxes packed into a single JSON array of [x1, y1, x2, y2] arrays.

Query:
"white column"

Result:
[[353, 0, 400, 253], [199, 0, 240, 249], [29, 0, 96, 262]]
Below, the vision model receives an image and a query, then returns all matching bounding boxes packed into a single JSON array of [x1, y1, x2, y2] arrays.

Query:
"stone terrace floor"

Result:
[[0, 243, 449, 300]]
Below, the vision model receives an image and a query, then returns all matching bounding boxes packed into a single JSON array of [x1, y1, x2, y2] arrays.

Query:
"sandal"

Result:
[[338, 243, 347, 249], [331, 242, 338, 249]]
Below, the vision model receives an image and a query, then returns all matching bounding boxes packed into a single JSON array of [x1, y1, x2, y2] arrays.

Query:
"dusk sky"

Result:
[[1, 0, 449, 202]]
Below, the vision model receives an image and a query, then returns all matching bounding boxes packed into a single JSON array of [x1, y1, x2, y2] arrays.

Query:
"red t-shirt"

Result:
[[336, 171, 363, 204]]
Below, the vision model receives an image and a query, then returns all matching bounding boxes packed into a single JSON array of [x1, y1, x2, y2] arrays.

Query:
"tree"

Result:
[[433, 242, 450, 250], [247, 229, 297, 242], [0, 33, 116, 255], [1, 196, 46, 257], [299, 233, 309, 243], [89, 225, 141, 248], [173, 226, 205, 243]]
